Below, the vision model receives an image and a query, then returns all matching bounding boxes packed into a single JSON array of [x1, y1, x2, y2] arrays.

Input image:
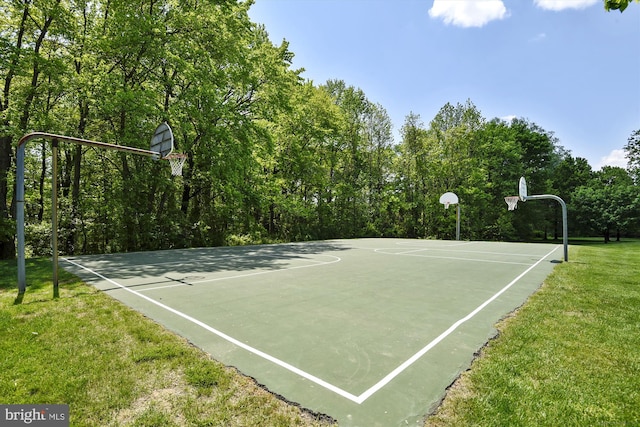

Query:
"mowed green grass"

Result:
[[0, 259, 336, 427], [426, 239, 640, 426]]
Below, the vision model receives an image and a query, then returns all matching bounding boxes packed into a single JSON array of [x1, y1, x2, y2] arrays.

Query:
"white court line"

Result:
[[356, 244, 560, 402], [62, 256, 360, 403], [386, 248, 429, 256], [62, 245, 559, 404], [374, 248, 533, 266], [392, 242, 548, 258], [70, 252, 334, 271], [138, 256, 341, 291], [446, 241, 478, 247], [397, 241, 478, 248], [413, 249, 548, 258], [173, 255, 339, 287]]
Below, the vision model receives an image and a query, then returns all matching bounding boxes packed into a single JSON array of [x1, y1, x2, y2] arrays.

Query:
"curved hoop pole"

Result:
[[525, 194, 569, 262], [15, 132, 161, 299], [19, 132, 157, 153]]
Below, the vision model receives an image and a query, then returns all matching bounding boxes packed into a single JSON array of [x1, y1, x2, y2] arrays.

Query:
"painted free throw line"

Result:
[[63, 245, 559, 405]]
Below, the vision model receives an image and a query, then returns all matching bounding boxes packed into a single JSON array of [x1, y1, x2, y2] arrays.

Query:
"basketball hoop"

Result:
[[164, 152, 187, 176], [440, 192, 458, 210], [504, 196, 520, 211]]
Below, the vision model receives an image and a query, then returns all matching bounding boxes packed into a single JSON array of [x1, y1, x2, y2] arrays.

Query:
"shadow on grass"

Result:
[[1, 257, 92, 304], [568, 237, 640, 246], [522, 236, 639, 247], [0, 258, 56, 291]]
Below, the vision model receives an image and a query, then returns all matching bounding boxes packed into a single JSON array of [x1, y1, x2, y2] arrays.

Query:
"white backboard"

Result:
[[519, 176, 528, 201], [439, 192, 459, 206]]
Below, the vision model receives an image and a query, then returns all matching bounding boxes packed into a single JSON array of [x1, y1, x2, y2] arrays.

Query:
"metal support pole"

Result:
[[16, 144, 26, 296], [51, 139, 59, 298], [456, 204, 460, 241], [524, 194, 569, 262]]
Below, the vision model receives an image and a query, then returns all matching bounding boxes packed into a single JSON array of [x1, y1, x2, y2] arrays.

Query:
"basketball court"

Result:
[[61, 238, 563, 426]]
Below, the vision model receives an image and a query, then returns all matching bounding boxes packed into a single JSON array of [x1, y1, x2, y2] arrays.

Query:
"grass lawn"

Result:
[[2, 239, 638, 426], [426, 239, 640, 426], [0, 258, 336, 426]]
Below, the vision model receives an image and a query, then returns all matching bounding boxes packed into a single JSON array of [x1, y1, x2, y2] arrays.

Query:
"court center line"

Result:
[[405, 248, 550, 258], [355, 245, 561, 403], [61, 257, 360, 403], [374, 248, 533, 266], [446, 241, 478, 247], [397, 241, 478, 248], [393, 248, 432, 256], [62, 244, 559, 405]]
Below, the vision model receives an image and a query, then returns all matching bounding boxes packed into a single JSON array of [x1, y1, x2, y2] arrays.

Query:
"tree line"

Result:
[[1, 0, 638, 260]]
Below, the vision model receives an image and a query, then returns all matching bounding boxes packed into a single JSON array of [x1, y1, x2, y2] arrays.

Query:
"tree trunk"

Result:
[[37, 142, 47, 221], [69, 144, 82, 254], [0, 4, 29, 260], [0, 135, 15, 259]]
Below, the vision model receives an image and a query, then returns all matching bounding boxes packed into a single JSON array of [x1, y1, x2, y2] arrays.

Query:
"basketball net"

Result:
[[164, 153, 187, 176], [444, 202, 450, 210], [504, 196, 519, 211]]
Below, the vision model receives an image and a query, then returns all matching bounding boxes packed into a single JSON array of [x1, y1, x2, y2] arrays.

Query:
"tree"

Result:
[[260, 81, 342, 240], [624, 129, 640, 183], [604, 0, 639, 12], [474, 118, 522, 240], [571, 167, 639, 242], [395, 112, 429, 238], [552, 154, 593, 236], [322, 80, 373, 238], [424, 100, 485, 239], [1, 0, 306, 256], [500, 119, 562, 240], [0, 0, 70, 259], [361, 103, 395, 236]]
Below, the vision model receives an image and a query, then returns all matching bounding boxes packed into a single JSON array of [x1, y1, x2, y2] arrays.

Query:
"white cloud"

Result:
[[598, 149, 628, 169], [501, 115, 517, 122], [533, 0, 599, 11], [428, 0, 509, 28]]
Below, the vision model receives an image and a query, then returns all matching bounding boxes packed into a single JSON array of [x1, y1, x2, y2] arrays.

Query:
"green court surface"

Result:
[[62, 238, 563, 427]]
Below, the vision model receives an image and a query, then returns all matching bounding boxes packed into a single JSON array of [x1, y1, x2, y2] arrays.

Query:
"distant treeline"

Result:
[[1, 0, 638, 259]]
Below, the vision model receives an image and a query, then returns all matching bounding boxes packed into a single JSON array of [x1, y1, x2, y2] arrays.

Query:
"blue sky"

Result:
[[248, 0, 640, 170]]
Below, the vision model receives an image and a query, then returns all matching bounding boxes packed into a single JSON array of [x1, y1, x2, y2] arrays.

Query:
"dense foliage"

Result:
[[1, 0, 638, 259]]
